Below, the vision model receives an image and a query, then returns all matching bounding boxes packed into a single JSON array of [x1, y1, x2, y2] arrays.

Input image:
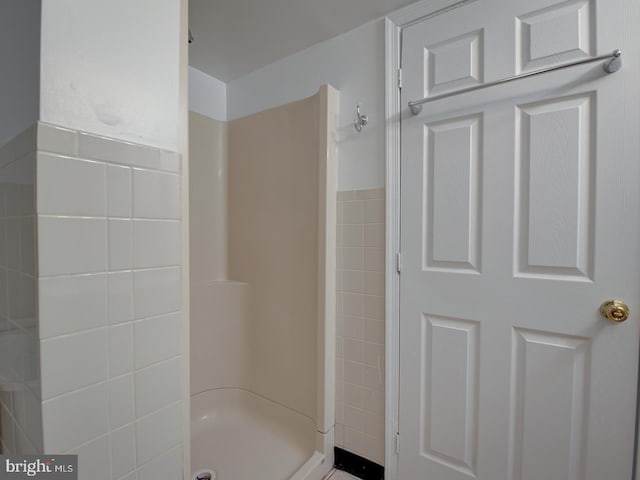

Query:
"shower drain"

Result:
[[193, 469, 217, 480]]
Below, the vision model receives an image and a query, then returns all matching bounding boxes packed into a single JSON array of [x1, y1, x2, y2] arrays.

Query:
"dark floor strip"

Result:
[[334, 447, 384, 480]]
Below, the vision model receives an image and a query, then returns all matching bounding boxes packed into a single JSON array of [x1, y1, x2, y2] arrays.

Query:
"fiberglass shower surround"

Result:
[[189, 85, 339, 480]]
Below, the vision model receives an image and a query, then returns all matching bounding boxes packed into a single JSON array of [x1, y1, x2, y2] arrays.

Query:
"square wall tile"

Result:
[[364, 272, 384, 297], [135, 403, 182, 465], [109, 374, 134, 430], [343, 383, 364, 410], [40, 328, 108, 399], [134, 357, 181, 417], [137, 446, 182, 480], [343, 316, 364, 340], [0, 125, 36, 169], [14, 426, 38, 454], [39, 274, 107, 339], [0, 271, 7, 318], [4, 155, 35, 217], [364, 434, 385, 465], [342, 201, 363, 224], [37, 123, 78, 157], [364, 224, 384, 248], [364, 296, 384, 321], [6, 218, 20, 271], [7, 271, 20, 321], [343, 338, 364, 363], [343, 427, 365, 457], [364, 319, 385, 344], [364, 197, 385, 224], [108, 272, 133, 325], [343, 294, 364, 317], [364, 248, 384, 272], [108, 220, 132, 271], [134, 312, 181, 369], [342, 248, 364, 271], [132, 170, 180, 219], [37, 153, 106, 216], [17, 275, 36, 329], [110, 425, 135, 480], [343, 225, 363, 247], [70, 435, 111, 480], [133, 268, 181, 319], [19, 217, 35, 276], [1, 404, 15, 453], [38, 217, 107, 276], [109, 323, 133, 377], [364, 388, 384, 416], [343, 361, 364, 386], [364, 365, 384, 390], [364, 411, 384, 439], [107, 165, 132, 218], [343, 405, 364, 432], [42, 382, 109, 453], [13, 387, 42, 450], [0, 220, 7, 268], [132, 220, 180, 269]]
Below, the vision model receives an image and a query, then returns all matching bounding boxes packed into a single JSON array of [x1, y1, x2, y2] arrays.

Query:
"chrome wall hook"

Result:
[[603, 49, 622, 73], [354, 104, 368, 132]]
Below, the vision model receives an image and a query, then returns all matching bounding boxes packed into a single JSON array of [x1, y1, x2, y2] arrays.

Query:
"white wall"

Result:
[[0, 0, 41, 147], [189, 67, 227, 121], [39, 0, 182, 152], [227, 20, 385, 190]]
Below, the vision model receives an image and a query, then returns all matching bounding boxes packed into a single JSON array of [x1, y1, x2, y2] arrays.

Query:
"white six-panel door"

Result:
[[398, 0, 640, 479]]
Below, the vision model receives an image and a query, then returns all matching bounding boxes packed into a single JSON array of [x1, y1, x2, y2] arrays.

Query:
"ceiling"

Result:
[[188, 0, 417, 82]]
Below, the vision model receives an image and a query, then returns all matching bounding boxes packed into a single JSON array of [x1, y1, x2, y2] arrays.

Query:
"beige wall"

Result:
[[228, 94, 321, 420]]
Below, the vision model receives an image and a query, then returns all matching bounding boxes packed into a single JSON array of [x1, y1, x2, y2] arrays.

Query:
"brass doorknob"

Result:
[[600, 300, 630, 323]]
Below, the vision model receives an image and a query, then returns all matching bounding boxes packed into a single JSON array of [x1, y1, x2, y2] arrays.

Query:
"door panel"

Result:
[[425, 114, 482, 272], [516, 0, 595, 72], [508, 329, 590, 480], [399, 1, 640, 479], [515, 93, 595, 279]]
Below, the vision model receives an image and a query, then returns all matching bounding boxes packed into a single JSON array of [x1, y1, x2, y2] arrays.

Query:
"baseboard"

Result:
[[334, 447, 384, 480]]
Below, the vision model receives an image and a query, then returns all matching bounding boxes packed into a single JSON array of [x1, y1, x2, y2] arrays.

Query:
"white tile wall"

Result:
[[32, 122, 184, 479], [335, 188, 385, 465], [0, 124, 42, 454]]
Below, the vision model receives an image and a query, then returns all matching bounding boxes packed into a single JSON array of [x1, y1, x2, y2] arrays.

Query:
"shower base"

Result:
[[191, 389, 331, 480]]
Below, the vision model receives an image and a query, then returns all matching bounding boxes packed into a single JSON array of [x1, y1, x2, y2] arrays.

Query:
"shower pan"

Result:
[[189, 85, 339, 480]]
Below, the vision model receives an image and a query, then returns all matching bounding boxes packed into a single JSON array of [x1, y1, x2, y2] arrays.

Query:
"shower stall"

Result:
[[189, 85, 339, 480]]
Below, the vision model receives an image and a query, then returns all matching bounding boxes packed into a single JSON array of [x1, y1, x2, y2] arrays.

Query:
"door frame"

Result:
[[383, 1, 640, 478]]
